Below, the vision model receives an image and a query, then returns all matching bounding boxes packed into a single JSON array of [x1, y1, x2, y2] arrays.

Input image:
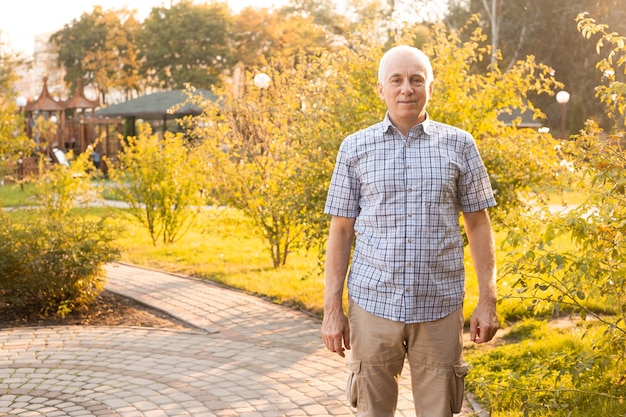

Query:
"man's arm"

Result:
[[462, 209, 499, 344], [321, 216, 356, 357]]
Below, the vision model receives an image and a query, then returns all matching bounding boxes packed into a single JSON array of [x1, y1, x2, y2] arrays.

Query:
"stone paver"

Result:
[[0, 262, 480, 416]]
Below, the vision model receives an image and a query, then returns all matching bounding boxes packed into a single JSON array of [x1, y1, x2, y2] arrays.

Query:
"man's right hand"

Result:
[[321, 309, 351, 357], [322, 216, 355, 358]]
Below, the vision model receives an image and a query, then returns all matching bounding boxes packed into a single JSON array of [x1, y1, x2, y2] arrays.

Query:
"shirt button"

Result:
[[407, 188, 412, 192], [407, 238, 413, 243], [406, 288, 411, 292], [407, 262, 412, 267], [408, 213, 413, 217]]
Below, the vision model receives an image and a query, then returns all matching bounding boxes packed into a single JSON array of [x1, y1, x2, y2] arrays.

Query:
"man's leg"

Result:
[[348, 299, 407, 417], [405, 307, 466, 417]]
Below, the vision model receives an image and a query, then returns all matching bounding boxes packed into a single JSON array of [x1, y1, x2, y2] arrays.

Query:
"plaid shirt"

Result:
[[324, 114, 496, 323]]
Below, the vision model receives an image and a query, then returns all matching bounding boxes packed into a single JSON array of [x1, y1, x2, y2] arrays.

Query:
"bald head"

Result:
[[378, 45, 434, 87]]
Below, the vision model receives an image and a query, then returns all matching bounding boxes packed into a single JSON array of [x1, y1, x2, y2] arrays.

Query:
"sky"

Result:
[[0, 0, 288, 56]]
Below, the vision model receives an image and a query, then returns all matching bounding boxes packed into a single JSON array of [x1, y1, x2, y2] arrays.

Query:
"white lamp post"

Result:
[[556, 90, 570, 139]]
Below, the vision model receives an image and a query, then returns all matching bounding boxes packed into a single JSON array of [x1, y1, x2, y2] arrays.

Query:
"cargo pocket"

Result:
[[346, 359, 361, 409], [450, 359, 468, 413]]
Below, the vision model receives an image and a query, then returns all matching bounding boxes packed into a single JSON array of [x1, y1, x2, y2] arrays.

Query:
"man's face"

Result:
[[377, 50, 433, 127]]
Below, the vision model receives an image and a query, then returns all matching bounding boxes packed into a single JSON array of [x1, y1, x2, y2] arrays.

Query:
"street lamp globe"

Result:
[[253, 73, 271, 89], [556, 90, 570, 139], [16, 96, 27, 108], [556, 90, 570, 105]]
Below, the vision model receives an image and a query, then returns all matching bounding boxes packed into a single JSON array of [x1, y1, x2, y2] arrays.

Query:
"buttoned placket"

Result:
[[394, 127, 414, 321], [402, 125, 425, 322]]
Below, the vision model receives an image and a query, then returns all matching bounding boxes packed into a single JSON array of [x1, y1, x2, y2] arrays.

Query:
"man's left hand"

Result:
[[469, 301, 499, 344]]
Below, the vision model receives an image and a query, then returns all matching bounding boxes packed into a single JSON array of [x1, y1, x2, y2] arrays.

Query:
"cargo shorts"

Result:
[[346, 299, 467, 417]]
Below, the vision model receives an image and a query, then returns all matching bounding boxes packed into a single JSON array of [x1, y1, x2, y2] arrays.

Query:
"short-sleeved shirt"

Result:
[[324, 113, 496, 323]]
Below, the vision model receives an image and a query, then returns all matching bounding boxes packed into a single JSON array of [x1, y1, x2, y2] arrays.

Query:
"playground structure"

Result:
[[21, 77, 122, 165]]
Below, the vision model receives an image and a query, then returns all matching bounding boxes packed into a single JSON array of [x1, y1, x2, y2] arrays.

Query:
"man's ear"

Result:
[[428, 80, 434, 97], [377, 82, 385, 100]]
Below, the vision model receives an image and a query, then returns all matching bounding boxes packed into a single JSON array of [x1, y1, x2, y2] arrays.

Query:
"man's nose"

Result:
[[401, 79, 413, 95]]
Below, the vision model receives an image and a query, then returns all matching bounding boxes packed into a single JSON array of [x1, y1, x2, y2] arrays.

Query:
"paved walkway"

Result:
[[0, 263, 481, 417]]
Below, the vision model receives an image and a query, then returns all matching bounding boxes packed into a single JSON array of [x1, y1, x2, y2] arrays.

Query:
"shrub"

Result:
[[108, 131, 208, 246], [0, 149, 120, 317], [0, 210, 120, 317], [484, 15, 626, 415], [466, 319, 626, 417]]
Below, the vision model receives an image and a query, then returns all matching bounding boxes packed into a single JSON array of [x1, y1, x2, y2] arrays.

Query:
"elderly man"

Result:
[[321, 45, 499, 417]]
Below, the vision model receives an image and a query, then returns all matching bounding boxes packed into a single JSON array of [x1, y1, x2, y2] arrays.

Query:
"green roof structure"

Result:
[[96, 89, 216, 119]]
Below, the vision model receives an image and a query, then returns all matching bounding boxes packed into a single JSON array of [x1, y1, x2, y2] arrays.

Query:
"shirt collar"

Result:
[[381, 112, 432, 135]]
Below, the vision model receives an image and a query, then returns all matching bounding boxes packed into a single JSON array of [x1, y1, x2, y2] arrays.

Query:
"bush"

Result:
[[466, 319, 626, 417], [0, 210, 120, 316], [481, 15, 626, 415], [108, 131, 208, 246], [0, 149, 120, 317], [479, 128, 575, 225]]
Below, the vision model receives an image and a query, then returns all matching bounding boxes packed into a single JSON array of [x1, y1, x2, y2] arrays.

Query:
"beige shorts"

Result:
[[346, 299, 467, 417]]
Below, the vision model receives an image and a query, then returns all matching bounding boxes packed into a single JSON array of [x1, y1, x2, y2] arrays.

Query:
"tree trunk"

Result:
[[481, 0, 499, 67]]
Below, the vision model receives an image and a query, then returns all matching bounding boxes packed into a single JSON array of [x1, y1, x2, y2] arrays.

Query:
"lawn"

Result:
[[0, 183, 37, 207], [109, 206, 327, 316]]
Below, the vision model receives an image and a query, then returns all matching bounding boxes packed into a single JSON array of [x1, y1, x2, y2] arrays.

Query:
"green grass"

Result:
[[527, 187, 589, 207], [465, 319, 626, 416], [93, 179, 121, 201], [109, 206, 326, 317], [548, 189, 588, 206], [0, 183, 38, 207]]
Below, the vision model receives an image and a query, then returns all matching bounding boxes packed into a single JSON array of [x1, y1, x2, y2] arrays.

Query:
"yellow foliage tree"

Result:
[[471, 15, 626, 415], [0, 46, 32, 181], [108, 131, 209, 246], [400, 18, 571, 222], [192, 18, 566, 266]]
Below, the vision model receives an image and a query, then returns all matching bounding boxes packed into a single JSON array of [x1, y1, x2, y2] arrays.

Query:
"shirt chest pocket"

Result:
[[356, 154, 407, 201], [409, 160, 460, 204]]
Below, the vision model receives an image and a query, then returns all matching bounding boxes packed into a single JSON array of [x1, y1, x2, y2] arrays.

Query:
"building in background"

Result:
[[14, 31, 67, 102]]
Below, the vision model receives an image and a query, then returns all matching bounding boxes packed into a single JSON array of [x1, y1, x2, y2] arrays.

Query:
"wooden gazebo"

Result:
[[24, 76, 66, 157], [61, 78, 100, 153], [23, 77, 124, 162]]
